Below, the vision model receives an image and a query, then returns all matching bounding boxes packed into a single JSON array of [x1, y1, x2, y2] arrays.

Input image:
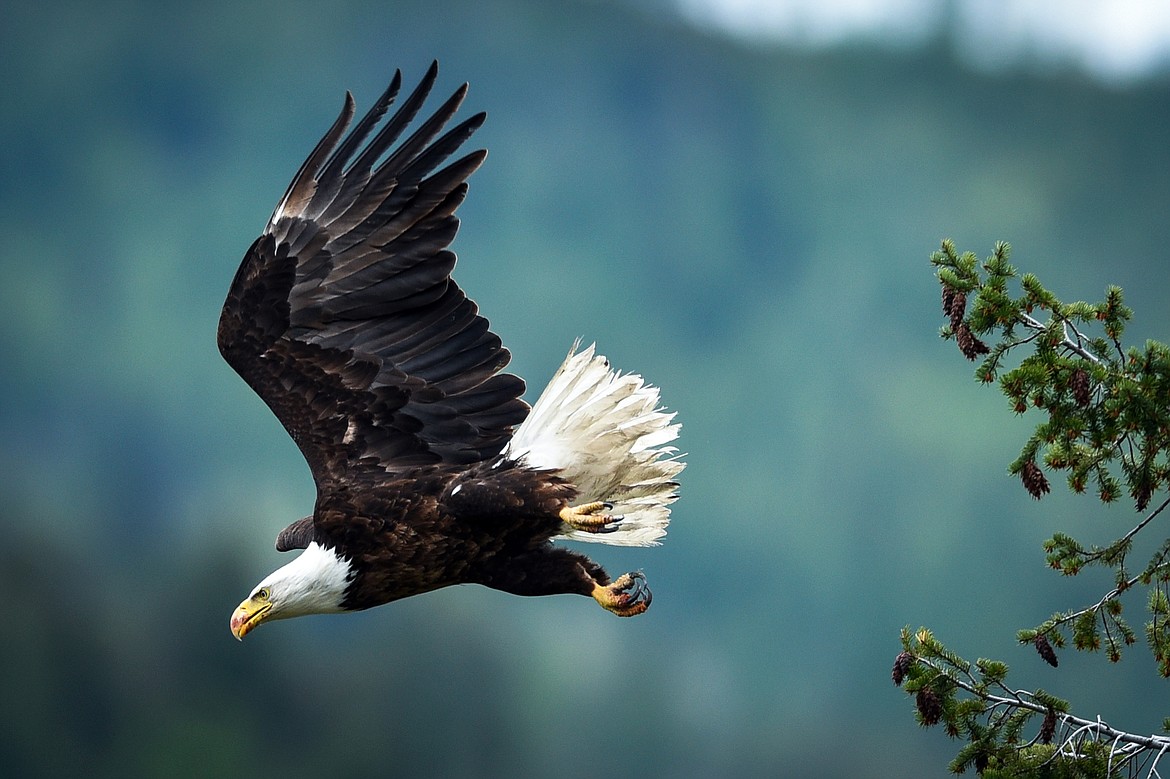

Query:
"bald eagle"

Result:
[[224, 63, 683, 640]]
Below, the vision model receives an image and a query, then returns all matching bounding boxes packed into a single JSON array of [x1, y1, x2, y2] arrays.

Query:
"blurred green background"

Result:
[[3, 0, 1170, 776]]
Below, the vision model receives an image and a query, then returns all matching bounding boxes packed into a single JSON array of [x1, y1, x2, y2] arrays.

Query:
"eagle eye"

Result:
[[255, 587, 270, 600]]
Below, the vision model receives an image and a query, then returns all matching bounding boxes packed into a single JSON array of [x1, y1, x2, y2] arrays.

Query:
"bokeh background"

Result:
[[4, 0, 1170, 775]]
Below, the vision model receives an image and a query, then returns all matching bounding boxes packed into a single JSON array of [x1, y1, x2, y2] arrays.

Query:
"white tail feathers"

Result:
[[505, 342, 684, 547]]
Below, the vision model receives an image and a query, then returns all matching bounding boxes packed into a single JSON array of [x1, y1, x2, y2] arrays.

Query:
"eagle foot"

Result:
[[559, 501, 624, 534], [592, 571, 652, 617]]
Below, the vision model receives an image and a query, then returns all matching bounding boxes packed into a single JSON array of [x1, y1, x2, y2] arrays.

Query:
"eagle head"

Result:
[[230, 542, 352, 639]]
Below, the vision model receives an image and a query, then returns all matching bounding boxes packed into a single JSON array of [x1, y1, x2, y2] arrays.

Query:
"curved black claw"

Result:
[[594, 514, 625, 534]]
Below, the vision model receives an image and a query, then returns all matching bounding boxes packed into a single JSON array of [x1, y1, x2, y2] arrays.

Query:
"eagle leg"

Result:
[[592, 571, 652, 617], [476, 549, 650, 616], [559, 501, 624, 534]]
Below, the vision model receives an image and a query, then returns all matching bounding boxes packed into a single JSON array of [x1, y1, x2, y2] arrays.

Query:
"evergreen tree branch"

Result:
[[917, 653, 1169, 754], [900, 240, 1170, 775], [897, 628, 1170, 776], [1026, 495, 1170, 661]]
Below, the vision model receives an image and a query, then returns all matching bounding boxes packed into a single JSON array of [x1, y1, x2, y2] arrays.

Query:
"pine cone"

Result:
[[1034, 633, 1058, 667], [891, 651, 914, 686], [1039, 708, 1057, 744], [1021, 461, 1051, 499], [956, 323, 991, 360], [1136, 480, 1153, 512], [941, 285, 955, 315], [942, 287, 967, 329], [1070, 368, 1091, 407], [916, 686, 943, 726]]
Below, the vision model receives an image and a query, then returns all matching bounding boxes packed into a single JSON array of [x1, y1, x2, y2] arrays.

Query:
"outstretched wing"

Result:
[[218, 62, 528, 488]]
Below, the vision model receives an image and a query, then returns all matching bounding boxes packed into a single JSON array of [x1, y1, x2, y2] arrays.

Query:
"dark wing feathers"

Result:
[[339, 63, 439, 195], [310, 71, 403, 211], [270, 93, 357, 228], [218, 63, 529, 491], [276, 516, 316, 552]]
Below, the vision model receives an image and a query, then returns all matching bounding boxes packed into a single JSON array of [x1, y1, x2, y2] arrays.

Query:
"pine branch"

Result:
[[896, 628, 1170, 776], [932, 239, 1163, 513], [916, 653, 1170, 754], [1025, 496, 1170, 663], [903, 240, 1170, 775]]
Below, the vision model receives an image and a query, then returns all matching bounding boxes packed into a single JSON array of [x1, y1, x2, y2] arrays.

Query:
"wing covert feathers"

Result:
[[505, 343, 685, 547], [218, 63, 528, 483]]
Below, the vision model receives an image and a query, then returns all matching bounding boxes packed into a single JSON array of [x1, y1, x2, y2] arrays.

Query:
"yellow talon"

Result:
[[592, 572, 652, 617], [560, 501, 621, 533]]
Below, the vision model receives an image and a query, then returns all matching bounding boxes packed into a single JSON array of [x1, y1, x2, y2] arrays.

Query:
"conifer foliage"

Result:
[[894, 241, 1170, 775]]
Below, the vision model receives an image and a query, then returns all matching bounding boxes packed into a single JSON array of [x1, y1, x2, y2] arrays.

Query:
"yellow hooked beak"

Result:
[[230, 591, 273, 640]]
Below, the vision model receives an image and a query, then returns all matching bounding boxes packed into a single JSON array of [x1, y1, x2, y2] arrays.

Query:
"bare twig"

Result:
[[1019, 312, 1104, 364]]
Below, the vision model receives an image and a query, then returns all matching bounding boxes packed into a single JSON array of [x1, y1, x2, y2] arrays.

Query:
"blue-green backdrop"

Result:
[[3, 1, 1170, 776]]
